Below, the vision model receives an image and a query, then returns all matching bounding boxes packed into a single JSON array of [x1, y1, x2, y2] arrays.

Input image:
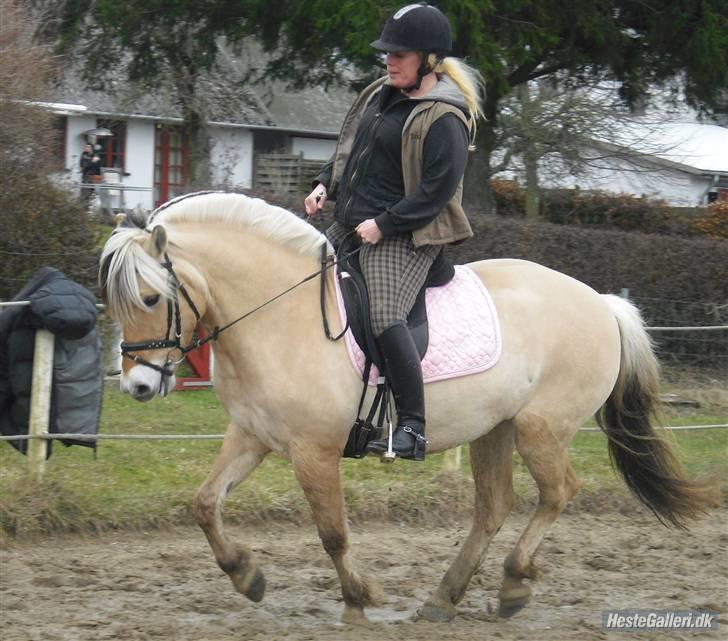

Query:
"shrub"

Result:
[[448, 215, 727, 368], [0, 176, 100, 301], [0, 1, 101, 301], [487, 181, 700, 237], [689, 201, 728, 239]]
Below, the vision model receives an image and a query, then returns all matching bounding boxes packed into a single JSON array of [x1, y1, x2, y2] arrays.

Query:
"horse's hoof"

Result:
[[498, 597, 529, 619], [341, 605, 369, 626], [417, 602, 456, 622], [245, 568, 266, 602]]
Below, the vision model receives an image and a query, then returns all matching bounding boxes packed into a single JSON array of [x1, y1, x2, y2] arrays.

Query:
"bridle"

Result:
[[120, 252, 203, 378], [120, 240, 362, 383]]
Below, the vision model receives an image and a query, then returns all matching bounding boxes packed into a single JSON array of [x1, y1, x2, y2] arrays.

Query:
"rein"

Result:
[[120, 240, 361, 378]]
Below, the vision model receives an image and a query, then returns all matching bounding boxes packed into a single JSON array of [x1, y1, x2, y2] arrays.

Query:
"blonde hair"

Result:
[[428, 54, 485, 146]]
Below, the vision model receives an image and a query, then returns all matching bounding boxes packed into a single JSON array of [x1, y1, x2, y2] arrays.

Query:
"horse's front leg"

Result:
[[195, 422, 269, 601], [291, 444, 381, 624]]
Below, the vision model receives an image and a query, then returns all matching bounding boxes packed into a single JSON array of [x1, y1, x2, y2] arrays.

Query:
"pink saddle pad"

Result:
[[336, 265, 502, 386]]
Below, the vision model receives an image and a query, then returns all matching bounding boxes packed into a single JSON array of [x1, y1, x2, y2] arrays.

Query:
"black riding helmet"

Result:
[[371, 4, 452, 91], [370, 3, 452, 54]]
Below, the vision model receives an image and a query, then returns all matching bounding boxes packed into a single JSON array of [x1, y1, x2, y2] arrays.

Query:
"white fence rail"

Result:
[[2, 300, 726, 477]]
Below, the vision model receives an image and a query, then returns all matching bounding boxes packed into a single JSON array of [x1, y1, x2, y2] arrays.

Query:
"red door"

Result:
[[154, 125, 189, 206]]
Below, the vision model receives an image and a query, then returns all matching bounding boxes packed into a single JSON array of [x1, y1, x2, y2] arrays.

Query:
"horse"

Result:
[[99, 191, 713, 624]]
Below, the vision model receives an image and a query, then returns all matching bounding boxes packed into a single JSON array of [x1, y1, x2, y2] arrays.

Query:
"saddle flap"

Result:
[[336, 244, 453, 370]]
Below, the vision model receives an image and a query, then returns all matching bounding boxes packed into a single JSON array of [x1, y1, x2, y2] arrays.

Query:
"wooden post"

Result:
[[27, 329, 54, 481], [443, 446, 462, 472]]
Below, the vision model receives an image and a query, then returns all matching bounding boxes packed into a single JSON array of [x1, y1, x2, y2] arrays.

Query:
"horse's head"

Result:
[[100, 215, 207, 401]]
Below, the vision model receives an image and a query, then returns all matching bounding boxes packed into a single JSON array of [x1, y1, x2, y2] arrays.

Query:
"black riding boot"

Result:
[[366, 322, 426, 461]]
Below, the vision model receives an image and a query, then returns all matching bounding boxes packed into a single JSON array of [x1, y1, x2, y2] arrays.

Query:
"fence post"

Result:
[[443, 446, 462, 472], [27, 329, 55, 481]]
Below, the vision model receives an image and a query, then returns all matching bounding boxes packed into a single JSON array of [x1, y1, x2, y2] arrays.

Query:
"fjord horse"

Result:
[[100, 192, 711, 624]]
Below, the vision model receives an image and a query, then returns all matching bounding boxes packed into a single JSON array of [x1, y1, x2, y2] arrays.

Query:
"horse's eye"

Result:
[[143, 294, 161, 307]]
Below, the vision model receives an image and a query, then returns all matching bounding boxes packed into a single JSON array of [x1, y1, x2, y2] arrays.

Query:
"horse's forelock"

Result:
[[100, 227, 173, 324]]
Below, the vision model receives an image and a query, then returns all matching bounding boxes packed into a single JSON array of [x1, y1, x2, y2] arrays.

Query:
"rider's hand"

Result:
[[304, 185, 327, 217], [356, 219, 383, 245]]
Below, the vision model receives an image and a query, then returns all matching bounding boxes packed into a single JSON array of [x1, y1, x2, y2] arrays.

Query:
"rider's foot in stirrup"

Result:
[[367, 423, 427, 461]]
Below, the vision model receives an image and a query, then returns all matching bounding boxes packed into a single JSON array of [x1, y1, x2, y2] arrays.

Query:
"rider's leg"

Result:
[[359, 234, 438, 461], [366, 321, 427, 460]]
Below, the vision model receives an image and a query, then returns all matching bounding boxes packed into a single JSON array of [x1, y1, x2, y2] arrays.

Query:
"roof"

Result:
[[647, 123, 728, 173], [53, 66, 273, 128], [49, 43, 355, 136], [262, 80, 355, 135]]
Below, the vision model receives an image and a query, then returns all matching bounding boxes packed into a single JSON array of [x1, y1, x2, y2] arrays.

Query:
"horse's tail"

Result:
[[597, 295, 716, 528]]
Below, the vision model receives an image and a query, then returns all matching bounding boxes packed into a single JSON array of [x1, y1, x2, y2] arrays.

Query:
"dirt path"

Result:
[[2, 509, 726, 641]]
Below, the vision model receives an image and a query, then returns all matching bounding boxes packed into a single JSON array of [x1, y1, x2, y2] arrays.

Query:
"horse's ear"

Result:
[[143, 226, 168, 258]]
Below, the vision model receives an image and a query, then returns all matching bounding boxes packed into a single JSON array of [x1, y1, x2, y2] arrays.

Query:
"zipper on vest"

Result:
[[342, 111, 383, 226]]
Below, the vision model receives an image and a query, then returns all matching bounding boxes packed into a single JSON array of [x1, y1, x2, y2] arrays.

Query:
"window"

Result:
[[154, 125, 190, 206], [96, 119, 126, 170]]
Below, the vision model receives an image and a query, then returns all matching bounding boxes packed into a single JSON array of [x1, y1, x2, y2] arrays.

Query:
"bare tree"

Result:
[[0, 0, 57, 176], [495, 77, 686, 217], [0, 0, 98, 300]]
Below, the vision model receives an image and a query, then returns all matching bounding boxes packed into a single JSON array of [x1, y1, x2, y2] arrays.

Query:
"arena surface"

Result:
[[2, 509, 726, 641]]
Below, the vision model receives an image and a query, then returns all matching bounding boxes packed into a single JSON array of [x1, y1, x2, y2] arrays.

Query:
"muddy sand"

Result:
[[1, 509, 726, 641]]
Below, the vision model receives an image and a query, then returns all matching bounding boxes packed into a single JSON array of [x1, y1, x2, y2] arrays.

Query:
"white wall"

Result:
[[545, 156, 711, 206], [291, 137, 336, 161], [210, 126, 254, 189]]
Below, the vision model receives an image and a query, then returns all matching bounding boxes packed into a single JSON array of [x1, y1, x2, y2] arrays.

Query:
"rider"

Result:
[[304, 2, 483, 461]]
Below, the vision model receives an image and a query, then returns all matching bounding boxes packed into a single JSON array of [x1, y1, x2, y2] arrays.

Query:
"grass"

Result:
[[1, 376, 726, 541]]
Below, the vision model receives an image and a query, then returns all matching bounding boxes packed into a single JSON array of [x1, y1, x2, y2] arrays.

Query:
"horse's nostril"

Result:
[[135, 383, 151, 396]]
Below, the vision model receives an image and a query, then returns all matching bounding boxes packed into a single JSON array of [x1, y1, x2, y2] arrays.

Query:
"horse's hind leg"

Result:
[[498, 411, 580, 617], [420, 421, 516, 622], [291, 444, 380, 625], [194, 423, 269, 601]]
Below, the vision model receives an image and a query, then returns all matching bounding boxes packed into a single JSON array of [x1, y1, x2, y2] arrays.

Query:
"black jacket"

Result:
[[315, 81, 469, 236], [0, 268, 103, 456]]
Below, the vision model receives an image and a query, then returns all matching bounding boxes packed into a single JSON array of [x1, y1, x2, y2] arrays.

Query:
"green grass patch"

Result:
[[1, 384, 725, 541]]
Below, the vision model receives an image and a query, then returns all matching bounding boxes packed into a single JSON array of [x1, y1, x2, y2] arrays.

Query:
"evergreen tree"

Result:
[[41, 1, 728, 207]]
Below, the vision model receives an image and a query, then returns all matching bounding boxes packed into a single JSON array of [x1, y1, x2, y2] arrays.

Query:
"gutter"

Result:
[[40, 102, 338, 139]]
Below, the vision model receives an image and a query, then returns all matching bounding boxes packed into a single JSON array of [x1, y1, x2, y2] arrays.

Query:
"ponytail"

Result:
[[428, 54, 485, 147]]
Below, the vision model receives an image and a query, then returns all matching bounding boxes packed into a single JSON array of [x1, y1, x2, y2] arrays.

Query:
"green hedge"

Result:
[[490, 180, 712, 237], [448, 215, 728, 368]]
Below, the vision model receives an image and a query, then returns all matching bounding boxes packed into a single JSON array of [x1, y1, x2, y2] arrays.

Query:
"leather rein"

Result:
[[120, 242, 361, 380]]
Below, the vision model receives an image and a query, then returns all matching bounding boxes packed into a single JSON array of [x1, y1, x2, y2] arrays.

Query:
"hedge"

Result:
[[447, 215, 727, 368], [490, 180, 727, 238]]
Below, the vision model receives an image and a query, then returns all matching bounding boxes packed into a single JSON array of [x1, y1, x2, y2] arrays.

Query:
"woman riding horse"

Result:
[[304, 3, 483, 461]]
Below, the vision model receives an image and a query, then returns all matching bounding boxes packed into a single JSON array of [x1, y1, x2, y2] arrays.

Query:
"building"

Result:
[[549, 122, 728, 206], [43, 57, 355, 211]]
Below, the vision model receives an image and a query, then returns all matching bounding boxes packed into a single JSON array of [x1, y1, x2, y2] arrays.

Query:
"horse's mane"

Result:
[[150, 191, 329, 257], [100, 191, 330, 323]]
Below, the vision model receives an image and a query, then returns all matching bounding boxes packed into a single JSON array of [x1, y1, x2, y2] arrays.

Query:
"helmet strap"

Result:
[[403, 52, 434, 93]]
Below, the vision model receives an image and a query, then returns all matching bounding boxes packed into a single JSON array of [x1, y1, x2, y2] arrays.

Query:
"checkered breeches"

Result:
[[327, 221, 439, 336]]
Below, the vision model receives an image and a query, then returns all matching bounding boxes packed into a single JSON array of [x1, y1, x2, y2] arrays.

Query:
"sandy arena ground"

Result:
[[1, 509, 726, 641]]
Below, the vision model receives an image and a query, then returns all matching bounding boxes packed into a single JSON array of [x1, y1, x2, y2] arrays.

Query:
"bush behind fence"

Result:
[[447, 215, 727, 368]]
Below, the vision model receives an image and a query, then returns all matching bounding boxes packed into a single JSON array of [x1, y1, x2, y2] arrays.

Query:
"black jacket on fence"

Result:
[[0, 267, 103, 457]]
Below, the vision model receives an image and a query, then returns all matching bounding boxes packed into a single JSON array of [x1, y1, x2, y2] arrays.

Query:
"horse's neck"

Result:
[[174, 223, 331, 355]]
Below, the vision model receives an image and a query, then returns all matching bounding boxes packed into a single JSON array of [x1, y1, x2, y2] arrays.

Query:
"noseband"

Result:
[[120, 252, 204, 379]]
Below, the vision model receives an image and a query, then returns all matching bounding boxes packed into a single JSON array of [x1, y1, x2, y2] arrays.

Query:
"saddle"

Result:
[[331, 237, 454, 458]]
